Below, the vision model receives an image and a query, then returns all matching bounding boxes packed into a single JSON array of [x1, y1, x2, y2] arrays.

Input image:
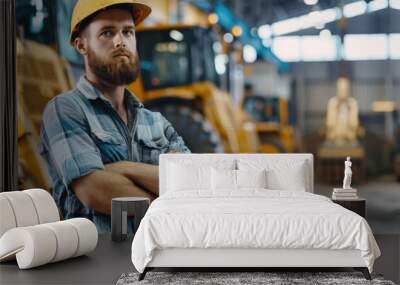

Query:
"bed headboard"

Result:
[[159, 153, 314, 196]]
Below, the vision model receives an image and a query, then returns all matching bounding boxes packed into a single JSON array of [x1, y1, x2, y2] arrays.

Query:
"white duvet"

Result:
[[131, 190, 380, 273]]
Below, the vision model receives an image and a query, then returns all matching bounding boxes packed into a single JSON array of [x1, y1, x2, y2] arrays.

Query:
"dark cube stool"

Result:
[[111, 197, 149, 242]]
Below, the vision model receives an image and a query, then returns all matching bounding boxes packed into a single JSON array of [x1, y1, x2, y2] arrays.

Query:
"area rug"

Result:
[[116, 271, 396, 285]]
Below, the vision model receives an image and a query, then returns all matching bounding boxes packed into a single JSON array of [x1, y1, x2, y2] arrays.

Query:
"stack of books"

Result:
[[332, 188, 358, 200]]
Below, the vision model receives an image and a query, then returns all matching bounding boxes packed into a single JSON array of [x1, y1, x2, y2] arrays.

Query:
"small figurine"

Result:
[[343, 156, 352, 189]]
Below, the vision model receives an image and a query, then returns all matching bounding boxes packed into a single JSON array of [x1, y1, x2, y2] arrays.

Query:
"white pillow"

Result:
[[211, 169, 267, 191], [167, 162, 211, 191], [236, 169, 267, 189], [211, 168, 236, 190], [237, 159, 309, 191], [266, 162, 307, 191]]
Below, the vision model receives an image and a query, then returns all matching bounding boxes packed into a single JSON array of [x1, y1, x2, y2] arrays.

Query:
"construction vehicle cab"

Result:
[[129, 24, 259, 154]]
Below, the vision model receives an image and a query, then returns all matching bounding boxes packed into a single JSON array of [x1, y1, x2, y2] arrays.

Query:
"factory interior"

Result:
[[0, 0, 399, 284], [12, 0, 400, 234]]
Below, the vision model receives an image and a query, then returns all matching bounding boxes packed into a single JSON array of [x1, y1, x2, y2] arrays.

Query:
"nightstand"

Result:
[[332, 198, 366, 218], [111, 197, 150, 242]]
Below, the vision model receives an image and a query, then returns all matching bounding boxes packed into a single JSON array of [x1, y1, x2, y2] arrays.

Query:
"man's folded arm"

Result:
[[71, 169, 156, 215], [104, 161, 159, 196]]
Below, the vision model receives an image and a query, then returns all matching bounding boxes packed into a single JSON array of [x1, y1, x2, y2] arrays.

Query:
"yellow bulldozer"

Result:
[[129, 24, 259, 153]]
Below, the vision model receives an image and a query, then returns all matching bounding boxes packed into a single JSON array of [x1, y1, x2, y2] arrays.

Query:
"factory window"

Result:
[[389, 34, 400, 59], [272, 36, 339, 62], [272, 34, 399, 62], [390, 0, 400, 9], [301, 35, 339, 61], [343, 1, 367, 18], [369, 0, 389, 11], [271, 18, 300, 36], [272, 36, 301, 62], [343, 34, 388, 60]]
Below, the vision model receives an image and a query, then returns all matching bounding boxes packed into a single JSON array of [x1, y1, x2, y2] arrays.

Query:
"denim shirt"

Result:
[[39, 76, 190, 233]]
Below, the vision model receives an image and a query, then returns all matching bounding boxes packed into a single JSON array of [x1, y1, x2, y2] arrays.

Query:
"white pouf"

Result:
[[0, 189, 60, 237], [0, 218, 98, 269], [0, 189, 98, 269]]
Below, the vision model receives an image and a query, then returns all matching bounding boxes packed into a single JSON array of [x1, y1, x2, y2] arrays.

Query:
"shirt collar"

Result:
[[77, 75, 143, 108]]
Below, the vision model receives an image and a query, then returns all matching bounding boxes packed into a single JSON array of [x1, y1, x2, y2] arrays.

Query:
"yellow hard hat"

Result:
[[70, 0, 151, 45]]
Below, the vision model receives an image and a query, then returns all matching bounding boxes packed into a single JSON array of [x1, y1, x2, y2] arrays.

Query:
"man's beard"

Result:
[[87, 47, 139, 86]]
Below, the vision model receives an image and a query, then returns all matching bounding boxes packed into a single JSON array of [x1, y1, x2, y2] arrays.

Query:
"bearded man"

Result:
[[39, 0, 190, 233]]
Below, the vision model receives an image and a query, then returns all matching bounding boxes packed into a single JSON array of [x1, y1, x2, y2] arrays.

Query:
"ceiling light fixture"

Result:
[[243, 45, 257, 63], [258, 24, 272, 39], [304, 0, 318, 5], [208, 13, 219, 25], [232, 25, 243, 37], [223, 33, 234, 43]]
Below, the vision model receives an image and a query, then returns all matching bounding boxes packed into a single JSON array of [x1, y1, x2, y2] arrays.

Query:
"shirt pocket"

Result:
[[138, 136, 169, 165], [91, 130, 128, 163]]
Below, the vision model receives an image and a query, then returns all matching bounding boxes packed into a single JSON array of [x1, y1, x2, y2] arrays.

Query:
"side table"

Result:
[[111, 197, 150, 242], [332, 198, 366, 218]]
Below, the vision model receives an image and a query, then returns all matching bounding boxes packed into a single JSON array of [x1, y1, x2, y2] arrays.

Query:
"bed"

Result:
[[131, 153, 380, 280]]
